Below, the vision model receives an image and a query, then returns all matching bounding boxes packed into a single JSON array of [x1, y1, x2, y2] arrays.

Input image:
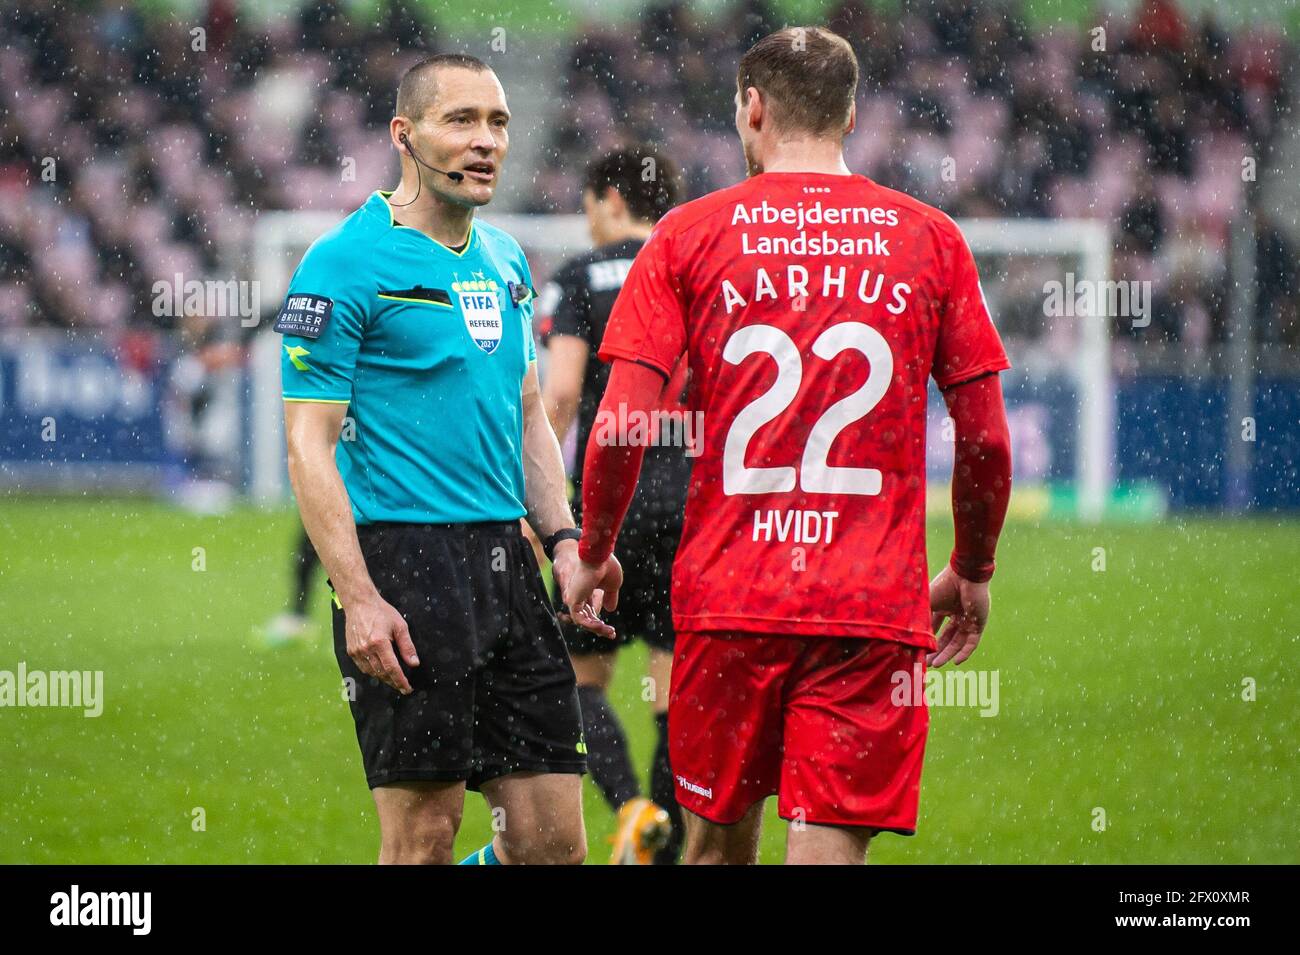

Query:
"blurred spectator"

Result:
[[1, 0, 1295, 372], [535, 0, 1296, 369], [2, 0, 439, 331]]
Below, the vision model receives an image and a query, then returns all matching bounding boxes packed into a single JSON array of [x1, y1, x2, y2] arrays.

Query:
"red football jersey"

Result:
[[599, 172, 1010, 647]]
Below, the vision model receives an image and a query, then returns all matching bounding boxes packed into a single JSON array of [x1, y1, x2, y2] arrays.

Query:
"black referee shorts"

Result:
[[332, 521, 587, 791]]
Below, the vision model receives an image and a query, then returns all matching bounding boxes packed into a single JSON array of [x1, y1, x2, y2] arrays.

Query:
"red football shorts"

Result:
[[669, 631, 930, 833]]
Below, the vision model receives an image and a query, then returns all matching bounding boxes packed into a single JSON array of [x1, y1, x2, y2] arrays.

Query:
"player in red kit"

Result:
[[563, 26, 1013, 864]]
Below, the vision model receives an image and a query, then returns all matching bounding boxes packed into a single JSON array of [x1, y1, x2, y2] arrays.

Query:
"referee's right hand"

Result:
[[344, 593, 419, 695]]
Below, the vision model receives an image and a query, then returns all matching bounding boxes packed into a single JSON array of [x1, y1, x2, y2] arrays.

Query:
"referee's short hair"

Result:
[[396, 53, 492, 120], [582, 146, 684, 224]]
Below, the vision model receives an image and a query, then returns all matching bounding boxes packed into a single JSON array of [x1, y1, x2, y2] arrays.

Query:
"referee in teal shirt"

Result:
[[279, 54, 622, 866]]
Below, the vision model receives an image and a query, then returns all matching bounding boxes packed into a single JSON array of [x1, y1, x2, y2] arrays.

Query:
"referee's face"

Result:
[[412, 68, 511, 208]]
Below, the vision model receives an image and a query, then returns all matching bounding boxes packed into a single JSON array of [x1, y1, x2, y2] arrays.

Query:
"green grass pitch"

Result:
[[0, 499, 1294, 863]]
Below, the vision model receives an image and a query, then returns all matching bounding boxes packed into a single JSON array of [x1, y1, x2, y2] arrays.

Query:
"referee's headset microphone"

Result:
[[389, 132, 464, 208]]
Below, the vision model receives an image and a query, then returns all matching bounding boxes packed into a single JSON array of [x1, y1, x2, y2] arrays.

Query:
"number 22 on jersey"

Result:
[[721, 321, 893, 497]]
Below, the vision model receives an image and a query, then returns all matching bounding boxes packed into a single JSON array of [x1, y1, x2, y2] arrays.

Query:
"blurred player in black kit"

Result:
[[539, 146, 689, 864]]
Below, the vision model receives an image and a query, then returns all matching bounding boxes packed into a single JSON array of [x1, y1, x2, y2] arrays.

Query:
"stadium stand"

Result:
[[1, 0, 1295, 367]]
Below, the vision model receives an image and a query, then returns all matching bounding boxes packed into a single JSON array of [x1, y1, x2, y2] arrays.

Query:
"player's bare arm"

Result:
[[929, 373, 1013, 667], [521, 361, 575, 541], [540, 334, 590, 442], [284, 400, 417, 694], [521, 362, 618, 637]]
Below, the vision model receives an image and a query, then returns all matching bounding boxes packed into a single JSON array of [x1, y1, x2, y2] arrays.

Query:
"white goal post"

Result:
[[958, 218, 1114, 521], [248, 213, 1112, 520]]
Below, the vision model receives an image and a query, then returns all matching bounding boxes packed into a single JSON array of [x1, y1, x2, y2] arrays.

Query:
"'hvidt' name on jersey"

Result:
[[752, 509, 840, 544]]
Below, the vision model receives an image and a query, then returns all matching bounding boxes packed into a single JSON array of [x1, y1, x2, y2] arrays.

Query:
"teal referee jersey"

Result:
[[277, 190, 537, 525]]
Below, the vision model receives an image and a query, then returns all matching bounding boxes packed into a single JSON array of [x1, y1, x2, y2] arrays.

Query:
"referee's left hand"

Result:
[[345, 592, 419, 694], [554, 543, 621, 640]]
